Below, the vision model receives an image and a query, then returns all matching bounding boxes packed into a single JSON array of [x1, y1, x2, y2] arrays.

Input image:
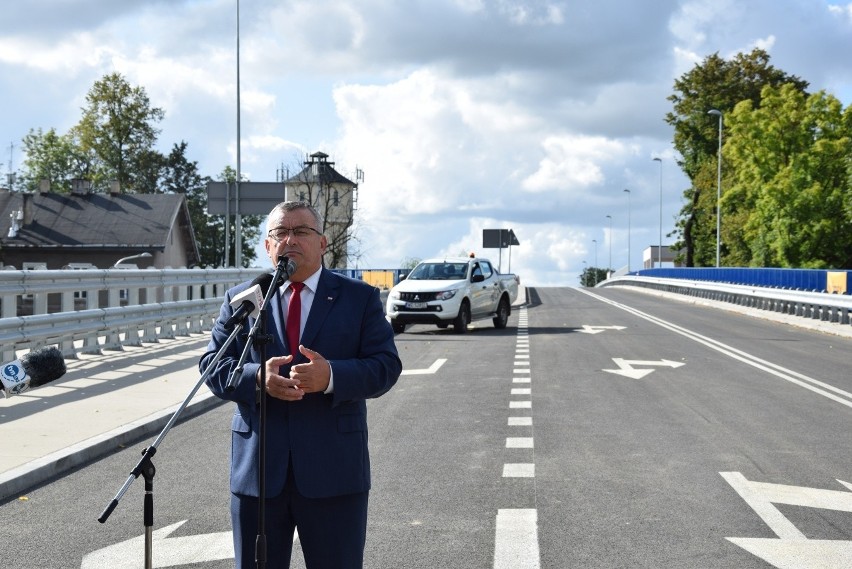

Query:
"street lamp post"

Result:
[[708, 109, 723, 268], [605, 215, 612, 276], [653, 157, 662, 268], [113, 252, 152, 268], [234, 0, 243, 267], [592, 239, 598, 285], [623, 189, 631, 272]]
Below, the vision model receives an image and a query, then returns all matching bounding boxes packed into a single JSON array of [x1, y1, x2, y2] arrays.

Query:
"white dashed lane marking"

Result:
[[495, 307, 540, 568]]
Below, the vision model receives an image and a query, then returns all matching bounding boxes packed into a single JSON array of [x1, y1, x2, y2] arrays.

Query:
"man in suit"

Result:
[[201, 201, 402, 568]]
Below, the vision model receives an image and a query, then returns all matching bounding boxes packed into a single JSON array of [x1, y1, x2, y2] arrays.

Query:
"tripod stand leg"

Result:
[[141, 453, 156, 569]]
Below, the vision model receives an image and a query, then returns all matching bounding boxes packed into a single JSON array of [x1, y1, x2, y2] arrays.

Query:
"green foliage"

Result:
[[17, 73, 264, 268], [19, 128, 83, 192], [75, 72, 165, 193], [724, 85, 852, 268], [665, 49, 809, 266], [580, 266, 607, 287], [219, 167, 262, 268], [163, 149, 261, 268]]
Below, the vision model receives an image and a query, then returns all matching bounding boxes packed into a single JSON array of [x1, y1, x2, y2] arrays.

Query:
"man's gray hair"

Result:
[[269, 201, 323, 231]]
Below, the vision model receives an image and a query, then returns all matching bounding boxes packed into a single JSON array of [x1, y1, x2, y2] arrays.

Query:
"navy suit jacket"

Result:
[[201, 269, 402, 499]]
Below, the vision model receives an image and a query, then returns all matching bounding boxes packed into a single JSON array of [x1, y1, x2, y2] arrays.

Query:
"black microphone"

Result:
[[224, 273, 275, 329], [275, 256, 297, 286], [1, 346, 67, 397]]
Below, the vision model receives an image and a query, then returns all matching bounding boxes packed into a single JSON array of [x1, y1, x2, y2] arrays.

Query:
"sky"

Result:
[[1, 0, 851, 285]]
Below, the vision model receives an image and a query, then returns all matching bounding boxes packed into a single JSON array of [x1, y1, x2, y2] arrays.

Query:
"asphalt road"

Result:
[[2, 286, 851, 569]]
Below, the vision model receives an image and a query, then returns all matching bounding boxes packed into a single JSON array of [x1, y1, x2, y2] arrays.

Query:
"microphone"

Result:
[[224, 273, 275, 329], [1, 346, 67, 398], [275, 256, 298, 286]]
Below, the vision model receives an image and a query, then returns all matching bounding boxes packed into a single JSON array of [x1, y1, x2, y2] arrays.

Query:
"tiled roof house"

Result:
[[0, 189, 200, 270]]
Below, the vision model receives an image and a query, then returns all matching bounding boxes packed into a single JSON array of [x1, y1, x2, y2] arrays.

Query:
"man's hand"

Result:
[[289, 346, 331, 394], [261, 355, 304, 401]]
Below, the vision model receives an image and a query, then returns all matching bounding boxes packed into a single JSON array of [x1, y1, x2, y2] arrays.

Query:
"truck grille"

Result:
[[399, 292, 438, 302]]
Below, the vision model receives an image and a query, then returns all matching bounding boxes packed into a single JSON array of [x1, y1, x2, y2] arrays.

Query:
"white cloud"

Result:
[[496, 0, 566, 26], [0, 33, 114, 74], [828, 1, 852, 21], [522, 135, 634, 193]]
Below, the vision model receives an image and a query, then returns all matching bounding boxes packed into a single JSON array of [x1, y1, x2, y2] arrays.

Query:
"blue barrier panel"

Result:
[[636, 267, 852, 294]]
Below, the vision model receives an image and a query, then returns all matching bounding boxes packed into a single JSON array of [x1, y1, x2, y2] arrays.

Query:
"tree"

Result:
[[161, 142, 211, 266], [16, 74, 265, 267], [665, 49, 809, 265], [161, 149, 261, 268], [580, 266, 607, 287], [723, 85, 852, 268], [135, 148, 168, 194], [215, 165, 263, 268], [75, 72, 165, 193], [400, 257, 422, 269], [18, 128, 83, 193]]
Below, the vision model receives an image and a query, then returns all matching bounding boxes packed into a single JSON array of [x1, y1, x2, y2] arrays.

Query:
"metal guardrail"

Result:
[[0, 268, 258, 361], [599, 275, 852, 328], [8, 266, 847, 362]]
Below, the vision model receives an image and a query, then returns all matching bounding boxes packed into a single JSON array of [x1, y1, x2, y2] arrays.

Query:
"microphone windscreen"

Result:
[[251, 272, 275, 295], [20, 346, 66, 387]]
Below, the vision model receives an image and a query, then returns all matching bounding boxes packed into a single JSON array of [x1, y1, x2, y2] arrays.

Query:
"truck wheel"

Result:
[[453, 301, 470, 333], [392, 322, 406, 334], [492, 297, 510, 329]]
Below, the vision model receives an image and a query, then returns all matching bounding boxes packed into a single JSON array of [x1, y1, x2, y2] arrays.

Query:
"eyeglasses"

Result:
[[267, 225, 322, 242]]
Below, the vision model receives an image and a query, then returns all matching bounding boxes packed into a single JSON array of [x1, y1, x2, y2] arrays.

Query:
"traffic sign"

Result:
[[206, 181, 286, 215]]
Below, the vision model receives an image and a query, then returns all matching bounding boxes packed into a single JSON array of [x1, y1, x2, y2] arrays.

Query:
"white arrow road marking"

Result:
[[579, 288, 852, 410], [727, 538, 852, 568], [602, 358, 685, 379], [578, 325, 627, 334], [81, 520, 233, 568], [722, 472, 852, 568], [401, 358, 447, 375]]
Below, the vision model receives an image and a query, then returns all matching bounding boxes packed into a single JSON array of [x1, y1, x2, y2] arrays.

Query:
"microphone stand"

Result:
[[97, 320, 248, 569], [226, 256, 291, 569]]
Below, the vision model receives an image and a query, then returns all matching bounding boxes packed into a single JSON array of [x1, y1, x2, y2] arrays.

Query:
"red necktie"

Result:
[[287, 282, 305, 356]]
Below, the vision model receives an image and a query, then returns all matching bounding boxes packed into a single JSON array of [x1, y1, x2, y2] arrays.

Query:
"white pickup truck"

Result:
[[386, 257, 520, 334]]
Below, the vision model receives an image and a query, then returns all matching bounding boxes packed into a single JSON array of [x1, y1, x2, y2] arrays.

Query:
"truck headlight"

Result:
[[436, 290, 457, 301], [389, 290, 401, 300]]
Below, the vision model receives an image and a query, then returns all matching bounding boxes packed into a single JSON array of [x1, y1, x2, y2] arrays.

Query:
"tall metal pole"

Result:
[[709, 109, 723, 268], [234, 0, 243, 268], [224, 181, 230, 267], [653, 157, 662, 268], [592, 239, 598, 269], [605, 215, 612, 276], [623, 189, 631, 272], [592, 239, 598, 285]]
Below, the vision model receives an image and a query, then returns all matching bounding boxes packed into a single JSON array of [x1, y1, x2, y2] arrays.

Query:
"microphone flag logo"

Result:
[[1, 360, 30, 396]]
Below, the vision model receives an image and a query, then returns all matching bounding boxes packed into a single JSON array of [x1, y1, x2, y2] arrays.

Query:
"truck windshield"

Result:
[[408, 263, 468, 280]]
